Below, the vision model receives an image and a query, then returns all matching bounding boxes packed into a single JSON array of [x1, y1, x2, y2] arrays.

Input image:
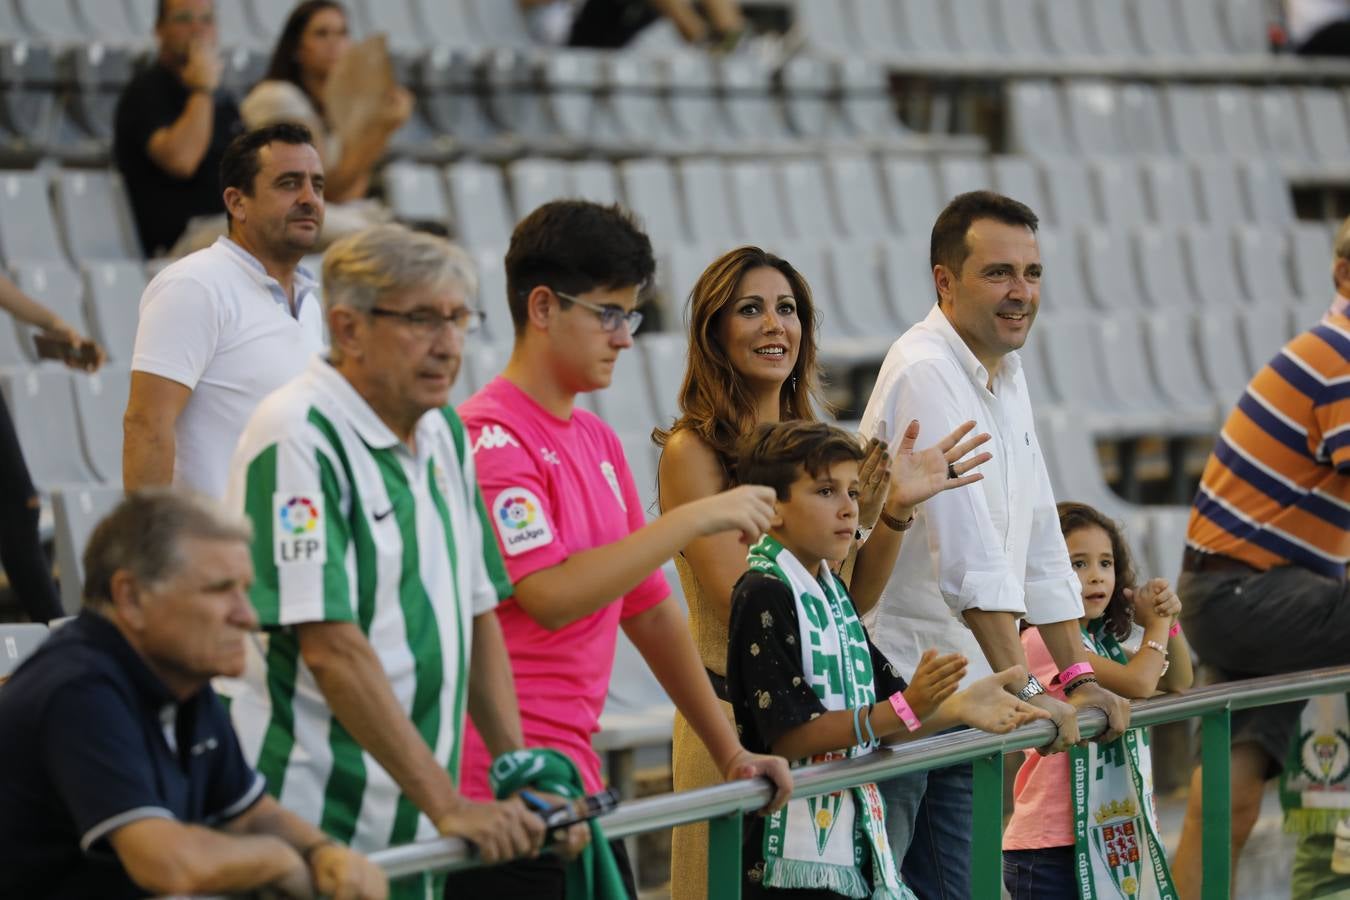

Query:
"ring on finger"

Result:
[[946, 462, 958, 480]]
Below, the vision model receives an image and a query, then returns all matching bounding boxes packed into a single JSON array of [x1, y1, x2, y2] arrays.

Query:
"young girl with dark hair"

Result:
[[1003, 502, 1193, 899]]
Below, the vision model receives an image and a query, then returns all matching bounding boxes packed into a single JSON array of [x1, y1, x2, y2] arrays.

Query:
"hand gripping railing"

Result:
[[370, 665, 1350, 899]]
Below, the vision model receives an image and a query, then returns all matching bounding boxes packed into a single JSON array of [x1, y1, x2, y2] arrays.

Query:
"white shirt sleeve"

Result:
[[1020, 428, 1086, 625], [132, 274, 221, 390], [881, 359, 1030, 616]]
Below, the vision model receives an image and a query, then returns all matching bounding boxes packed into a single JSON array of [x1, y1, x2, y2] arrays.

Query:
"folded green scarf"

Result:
[[489, 748, 628, 899]]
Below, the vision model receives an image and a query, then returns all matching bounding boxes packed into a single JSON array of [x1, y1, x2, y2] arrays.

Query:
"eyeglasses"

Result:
[[554, 289, 644, 336], [368, 306, 485, 335]]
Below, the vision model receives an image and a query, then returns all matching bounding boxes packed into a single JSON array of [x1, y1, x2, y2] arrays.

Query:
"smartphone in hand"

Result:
[[33, 333, 98, 368], [518, 787, 621, 829]]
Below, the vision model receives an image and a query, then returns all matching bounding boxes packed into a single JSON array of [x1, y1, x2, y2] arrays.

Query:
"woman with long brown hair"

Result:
[[653, 246, 991, 896]]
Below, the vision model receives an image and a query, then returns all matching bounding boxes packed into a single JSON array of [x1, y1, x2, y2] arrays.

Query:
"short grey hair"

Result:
[[321, 224, 478, 316], [83, 489, 253, 608]]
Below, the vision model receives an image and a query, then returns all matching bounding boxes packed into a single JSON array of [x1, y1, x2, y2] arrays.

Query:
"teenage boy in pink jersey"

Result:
[[450, 201, 793, 897]]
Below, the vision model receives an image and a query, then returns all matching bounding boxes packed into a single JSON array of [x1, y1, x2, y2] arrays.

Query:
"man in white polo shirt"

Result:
[[123, 122, 326, 498], [224, 225, 556, 900]]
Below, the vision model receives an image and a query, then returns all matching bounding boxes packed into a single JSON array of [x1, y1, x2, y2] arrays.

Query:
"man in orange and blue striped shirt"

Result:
[[1173, 218, 1350, 898]]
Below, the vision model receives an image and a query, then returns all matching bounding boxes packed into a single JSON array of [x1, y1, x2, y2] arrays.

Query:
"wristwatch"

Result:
[[1015, 673, 1047, 702]]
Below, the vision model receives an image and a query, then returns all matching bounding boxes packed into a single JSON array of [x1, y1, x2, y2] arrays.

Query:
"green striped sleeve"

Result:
[[243, 444, 282, 625]]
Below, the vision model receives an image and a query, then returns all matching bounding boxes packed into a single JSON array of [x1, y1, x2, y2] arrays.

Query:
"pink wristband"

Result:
[[1169, 622, 1181, 637], [888, 691, 922, 732], [1056, 662, 1094, 687]]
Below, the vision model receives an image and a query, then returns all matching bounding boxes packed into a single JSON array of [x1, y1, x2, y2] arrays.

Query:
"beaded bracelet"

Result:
[[1063, 674, 1098, 697]]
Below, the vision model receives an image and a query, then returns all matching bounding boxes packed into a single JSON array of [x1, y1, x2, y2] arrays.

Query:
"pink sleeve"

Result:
[[614, 436, 669, 619], [1021, 627, 1068, 700], [464, 416, 570, 585]]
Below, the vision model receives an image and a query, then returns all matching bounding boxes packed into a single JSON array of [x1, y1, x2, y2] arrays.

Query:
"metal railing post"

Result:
[[1200, 707, 1232, 900], [971, 750, 1005, 899], [706, 811, 743, 899]]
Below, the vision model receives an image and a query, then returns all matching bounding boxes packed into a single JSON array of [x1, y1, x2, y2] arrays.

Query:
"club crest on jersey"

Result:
[[274, 494, 326, 565], [492, 487, 553, 556], [473, 424, 520, 453], [600, 460, 626, 511]]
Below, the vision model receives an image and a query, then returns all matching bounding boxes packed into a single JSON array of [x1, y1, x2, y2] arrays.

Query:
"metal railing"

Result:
[[371, 665, 1350, 898]]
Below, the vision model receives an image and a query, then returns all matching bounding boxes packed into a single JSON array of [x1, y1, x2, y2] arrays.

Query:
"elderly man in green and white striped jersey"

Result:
[[223, 225, 580, 899]]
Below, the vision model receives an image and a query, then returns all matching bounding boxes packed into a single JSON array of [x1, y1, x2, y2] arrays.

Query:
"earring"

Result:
[[790, 376, 798, 392]]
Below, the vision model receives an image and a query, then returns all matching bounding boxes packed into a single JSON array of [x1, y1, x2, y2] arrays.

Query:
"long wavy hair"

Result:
[[652, 246, 826, 480], [1057, 501, 1137, 642], [263, 1, 345, 112]]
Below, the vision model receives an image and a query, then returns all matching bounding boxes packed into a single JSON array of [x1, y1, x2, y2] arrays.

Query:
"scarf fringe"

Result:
[[1284, 808, 1350, 836], [763, 857, 870, 898]]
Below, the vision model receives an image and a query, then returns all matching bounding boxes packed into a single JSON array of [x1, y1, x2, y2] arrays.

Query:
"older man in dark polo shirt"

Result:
[[114, 0, 242, 256], [0, 490, 386, 900]]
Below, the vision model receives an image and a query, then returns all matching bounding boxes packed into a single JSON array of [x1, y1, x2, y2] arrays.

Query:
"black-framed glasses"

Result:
[[554, 289, 644, 336], [368, 306, 486, 336]]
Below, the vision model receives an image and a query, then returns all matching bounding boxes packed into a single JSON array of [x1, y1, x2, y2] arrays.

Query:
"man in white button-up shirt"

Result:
[[859, 191, 1130, 897]]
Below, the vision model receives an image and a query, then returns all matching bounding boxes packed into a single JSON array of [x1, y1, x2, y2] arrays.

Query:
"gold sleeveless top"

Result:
[[675, 553, 728, 677]]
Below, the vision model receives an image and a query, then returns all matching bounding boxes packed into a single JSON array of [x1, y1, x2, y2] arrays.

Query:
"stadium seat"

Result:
[[1036, 229, 1093, 313], [778, 158, 842, 242], [1239, 305, 1294, 375], [1194, 313, 1257, 403], [13, 0, 91, 44], [851, 0, 907, 59], [663, 53, 725, 151], [1257, 87, 1314, 166], [1223, 0, 1268, 53], [1147, 507, 1191, 584], [469, 245, 507, 343], [835, 59, 911, 144], [82, 260, 145, 363], [0, 170, 66, 264], [1233, 226, 1297, 304], [1040, 157, 1097, 228], [936, 156, 992, 199], [1141, 309, 1225, 423], [0, 41, 58, 162], [895, 0, 956, 58], [881, 156, 942, 235], [718, 56, 790, 147], [946, 0, 1001, 56], [123, 0, 156, 33], [606, 55, 679, 151], [1131, 0, 1190, 58], [465, 0, 533, 48], [482, 49, 552, 144], [383, 162, 450, 227], [411, 0, 480, 49], [1092, 160, 1148, 227], [0, 621, 47, 677], [54, 169, 138, 262], [1134, 226, 1199, 309], [1242, 160, 1296, 226], [1141, 159, 1202, 225], [508, 158, 570, 221], [1101, 311, 1213, 432], [539, 52, 613, 148], [462, 340, 510, 396], [1163, 85, 1221, 158], [882, 236, 936, 326], [1117, 82, 1172, 156], [825, 155, 894, 238], [618, 159, 686, 245], [821, 240, 901, 352], [1034, 314, 1157, 435], [70, 366, 129, 483], [795, 0, 855, 57], [1182, 227, 1251, 307], [590, 342, 657, 433], [617, 431, 660, 520], [569, 160, 621, 207], [1043, 0, 1101, 58], [1090, 0, 1147, 58], [10, 262, 87, 363], [1065, 82, 1126, 157], [349, 0, 422, 53], [1289, 222, 1333, 301], [728, 160, 790, 244], [991, 156, 1048, 221], [638, 333, 687, 428], [1177, 0, 1235, 58], [1035, 406, 1151, 539], [1211, 85, 1265, 159], [1193, 161, 1248, 225], [780, 55, 835, 141], [1007, 80, 1073, 158], [1292, 298, 1331, 333], [417, 49, 501, 148], [677, 158, 738, 246], [999, 0, 1051, 59], [0, 368, 98, 488], [1299, 88, 1350, 166], [445, 161, 514, 249], [52, 485, 123, 615]]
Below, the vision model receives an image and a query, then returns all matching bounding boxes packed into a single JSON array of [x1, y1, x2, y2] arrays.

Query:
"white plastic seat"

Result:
[[1040, 157, 1097, 228], [54, 169, 139, 262], [70, 366, 130, 483], [1182, 227, 1250, 307], [1036, 229, 1093, 313], [52, 486, 124, 615], [569, 161, 621, 207], [1194, 161, 1247, 225], [1210, 85, 1264, 159], [896, 0, 957, 57], [82, 261, 145, 364], [412, 0, 482, 49], [794, 0, 855, 56], [825, 155, 895, 237], [0, 622, 48, 676], [999, 0, 1052, 58], [1141, 309, 1224, 424], [1099, 311, 1213, 432], [1194, 314, 1257, 403], [619, 159, 686, 245], [947, 0, 1002, 56], [1079, 228, 1149, 310], [10, 262, 86, 363], [781, 56, 835, 141], [991, 156, 1049, 223], [1037, 409, 1150, 542], [0, 170, 66, 264], [1141, 159, 1202, 225], [1043, 0, 1102, 58], [72, 0, 143, 45], [1146, 507, 1191, 584], [883, 237, 937, 325], [1233, 226, 1297, 304], [1289, 222, 1333, 301], [445, 162, 514, 249], [383, 162, 449, 227], [1163, 86, 1222, 158], [1034, 313, 1159, 435], [465, 0, 533, 48], [590, 343, 658, 433], [1134, 227, 1199, 309], [617, 432, 660, 521], [1065, 82, 1126, 156], [778, 159, 841, 242], [824, 240, 902, 342], [1242, 161, 1296, 227], [463, 340, 510, 394], [663, 53, 724, 150], [1299, 88, 1350, 165], [881, 156, 942, 235], [1224, 0, 1268, 53], [1178, 0, 1235, 57], [1007, 81, 1073, 157], [0, 368, 97, 489], [1257, 87, 1314, 166], [717, 57, 789, 145], [1117, 82, 1172, 155], [469, 246, 508, 344], [851, 0, 908, 58], [1086, 0, 1143, 58], [1092, 160, 1148, 226], [677, 158, 739, 246], [1239, 306, 1294, 376], [727, 160, 789, 244], [508, 158, 571, 222], [638, 333, 688, 428], [936, 157, 991, 199], [1131, 0, 1190, 57], [836, 59, 910, 141]]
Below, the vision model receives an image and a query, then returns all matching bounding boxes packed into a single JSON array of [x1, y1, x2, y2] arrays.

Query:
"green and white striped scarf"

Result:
[[746, 535, 911, 899], [1071, 622, 1177, 900], [1279, 693, 1350, 836]]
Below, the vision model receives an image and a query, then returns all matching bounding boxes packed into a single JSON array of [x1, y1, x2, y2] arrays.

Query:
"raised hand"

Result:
[[902, 648, 967, 720], [855, 437, 891, 530], [886, 420, 992, 512], [180, 38, 222, 93]]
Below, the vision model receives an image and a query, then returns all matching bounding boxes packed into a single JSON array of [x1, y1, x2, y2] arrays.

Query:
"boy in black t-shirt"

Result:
[[726, 421, 1048, 898]]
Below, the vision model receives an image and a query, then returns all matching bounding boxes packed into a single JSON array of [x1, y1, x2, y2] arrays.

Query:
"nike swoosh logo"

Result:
[[373, 508, 394, 521]]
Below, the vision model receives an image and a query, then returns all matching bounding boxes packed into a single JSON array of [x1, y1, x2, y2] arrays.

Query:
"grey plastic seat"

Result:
[[1036, 409, 1150, 541], [1211, 85, 1264, 159], [678, 159, 738, 246], [445, 162, 514, 249], [0, 368, 97, 489], [0, 621, 48, 676], [1099, 311, 1212, 432], [1118, 82, 1171, 155], [1131, 0, 1190, 57], [836, 59, 910, 142], [1258, 87, 1314, 165], [778, 159, 841, 242], [214, 0, 261, 48], [882, 237, 937, 325], [896, 0, 957, 57], [1299, 88, 1350, 165], [604, 55, 677, 151], [639, 333, 688, 428], [824, 240, 902, 341], [1092, 160, 1148, 226], [1007, 81, 1073, 157], [540, 52, 612, 146], [469, 246, 507, 343], [936, 157, 991, 199], [351, 0, 423, 53], [660, 243, 712, 326], [1223, 0, 1268, 53], [1144, 507, 1191, 584], [991, 156, 1049, 223], [74, 0, 143, 44], [1243, 161, 1296, 226], [569, 161, 620, 206], [123, 0, 156, 32], [728, 160, 789, 244], [82, 261, 145, 364], [412, 0, 482, 49], [1134, 227, 1199, 309], [825, 155, 894, 237], [465, 0, 533, 48], [13, 0, 91, 43], [383, 162, 449, 226], [1141, 309, 1224, 424], [1034, 314, 1156, 436], [1289, 222, 1333, 301], [1194, 313, 1258, 403], [70, 366, 130, 483], [1242, 304, 1295, 374], [1141, 159, 1201, 225], [851, 0, 908, 58], [53, 169, 138, 262], [617, 431, 660, 520], [1036, 229, 1093, 313], [52, 485, 124, 615], [781, 56, 835, 142], [1091, 0, 1147, 58], [10, 262, 86, 363], [508, 158, 571, 221], [1182, 227, 1250, 307], [1079, 228, 1149, 310], [463, 340, 510, 393], [1292, 298, 1333, 333], [0, 170, 66, 264], [1043, 0, 1102, 58], [1040, 157, 1097, 228], [999, 0, 1052, 58], [663, 53, 724, 151], [591, 344, 657, 432], [795, 0, 856, 57], [1233, 226, 1297, 304], [718, 57, 789, 145], [1178, 0, 1235, 57], [1065, 82, 1126, 156], [1163, 86, 1222, 158], [619, 159, 686, 245], [1194, 161, 1247, 225], [881, 156, 942, 235], [947, 0, 1002, 56]]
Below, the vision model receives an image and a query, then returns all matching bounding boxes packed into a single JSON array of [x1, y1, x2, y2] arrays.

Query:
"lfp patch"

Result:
[[274, 493, 326, 565], [492, 487, 552, 556]]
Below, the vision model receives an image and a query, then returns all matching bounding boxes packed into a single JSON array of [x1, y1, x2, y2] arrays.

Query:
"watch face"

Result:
[[1018, 675, 1045, 700]]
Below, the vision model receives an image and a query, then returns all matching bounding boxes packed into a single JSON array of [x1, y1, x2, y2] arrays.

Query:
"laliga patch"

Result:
[[492, 487, 553, 556], [273, 493, 326, 566]]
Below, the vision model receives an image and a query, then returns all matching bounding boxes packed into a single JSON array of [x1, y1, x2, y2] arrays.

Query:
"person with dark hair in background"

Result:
[[114, 0, 243, 256], [0, 275, 104, 622], [857, 191, 1132, 898], [123, 123, 326, 500], [241, 1, 409, 242], [1287, 0, 1350, 56], [446, 201, 793, 898], [0, 489, 387, 900]]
